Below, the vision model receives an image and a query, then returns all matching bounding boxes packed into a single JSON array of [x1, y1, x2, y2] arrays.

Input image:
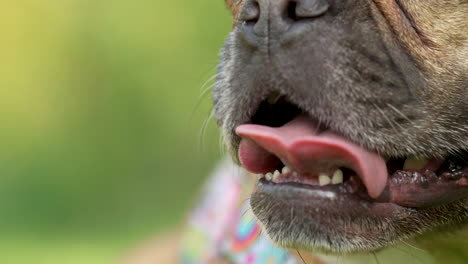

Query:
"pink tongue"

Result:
[[236, 116, 388, 198]]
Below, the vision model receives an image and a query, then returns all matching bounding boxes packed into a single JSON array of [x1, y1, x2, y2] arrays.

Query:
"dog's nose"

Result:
[[239, 0, 330, 42]]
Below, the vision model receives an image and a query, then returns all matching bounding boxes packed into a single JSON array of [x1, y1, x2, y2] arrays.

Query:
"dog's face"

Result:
[[215, 0, 468, 255]]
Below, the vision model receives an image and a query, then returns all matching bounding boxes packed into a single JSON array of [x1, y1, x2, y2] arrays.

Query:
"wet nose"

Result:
[[239, 0, 330, 43]]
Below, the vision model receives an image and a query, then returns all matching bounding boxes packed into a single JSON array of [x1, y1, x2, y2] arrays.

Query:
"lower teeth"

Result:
[[259, 167, 345, 186]]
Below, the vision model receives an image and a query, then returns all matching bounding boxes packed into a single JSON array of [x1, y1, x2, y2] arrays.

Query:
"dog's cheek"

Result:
[[213, 36, 248, 161], [409, 2, 468, 131], [372, 0, 468, 149], [404, 1, 468, 61]]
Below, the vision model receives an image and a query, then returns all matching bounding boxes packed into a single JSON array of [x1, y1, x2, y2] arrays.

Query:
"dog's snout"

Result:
[[239, 0, 330, 43]]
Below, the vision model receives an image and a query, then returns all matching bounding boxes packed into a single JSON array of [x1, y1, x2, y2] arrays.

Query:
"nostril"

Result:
[[239, 0, 260, 24], [289, 0, 330, 21], [287, 1, 299, 21], [238, 0, 330, 42]]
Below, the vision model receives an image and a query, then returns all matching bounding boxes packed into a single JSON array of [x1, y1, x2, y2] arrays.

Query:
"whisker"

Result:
[[401, 241, 427, 253], [241, 207, 252, 218], [372, 252, 380, 264], [218, 133, 226, 156], [193, 83, 215, 112], [189, 72, 218, 124], [247, 216, 259, 226], [386, 103, 413, 124], [190, 85, 216, 123], [241, 197, 251, 204], [198, 109, 215, 152], [374, 103, 401, 132], [200, 74, 218, 93], [297, 250, 308, 264], [394, 245, 425, 264]]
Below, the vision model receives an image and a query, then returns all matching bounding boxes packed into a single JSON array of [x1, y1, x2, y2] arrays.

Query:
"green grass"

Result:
[[0, 1, 232, 262], [0, 236, 123, 264]]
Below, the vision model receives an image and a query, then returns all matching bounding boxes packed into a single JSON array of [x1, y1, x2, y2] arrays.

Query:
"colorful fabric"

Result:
[[180, 159, 297, 264]]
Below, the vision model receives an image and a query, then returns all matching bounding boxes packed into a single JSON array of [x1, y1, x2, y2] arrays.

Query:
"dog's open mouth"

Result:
[[236, 94, 468, 210]]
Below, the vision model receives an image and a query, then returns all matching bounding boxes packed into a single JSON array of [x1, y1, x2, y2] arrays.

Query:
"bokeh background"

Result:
[[0, 1, 230, 263]]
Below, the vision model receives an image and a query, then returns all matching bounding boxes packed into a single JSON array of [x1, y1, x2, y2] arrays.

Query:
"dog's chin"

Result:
[[251, 182, 468, 254], [233, 95, 468, 255], [251, 181, 409, 254]]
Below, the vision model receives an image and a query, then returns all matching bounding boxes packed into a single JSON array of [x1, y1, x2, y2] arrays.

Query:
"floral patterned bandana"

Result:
[[180, 159, 298, 264]]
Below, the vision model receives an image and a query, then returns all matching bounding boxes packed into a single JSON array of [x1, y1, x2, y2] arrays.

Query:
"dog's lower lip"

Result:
[[252, 180, 412, 227], [256, 162, 468, 208]]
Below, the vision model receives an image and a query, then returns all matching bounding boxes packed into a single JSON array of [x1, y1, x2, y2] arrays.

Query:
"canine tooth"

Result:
[[257, 174, 264, 180], [282, 167, 290, 174], [403, 157, 429, 171], [319, 173, 331, 186], [331, 169, 344, 184], [273, 170, 281, 180], [265, 172, 273, 181]]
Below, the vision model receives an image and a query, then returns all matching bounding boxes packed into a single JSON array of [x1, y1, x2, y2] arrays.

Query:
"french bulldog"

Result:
[[213, 0, 468, 263]]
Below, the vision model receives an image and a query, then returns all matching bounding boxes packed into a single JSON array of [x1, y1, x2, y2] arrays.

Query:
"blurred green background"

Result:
[[0, 1, 230, 263]]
